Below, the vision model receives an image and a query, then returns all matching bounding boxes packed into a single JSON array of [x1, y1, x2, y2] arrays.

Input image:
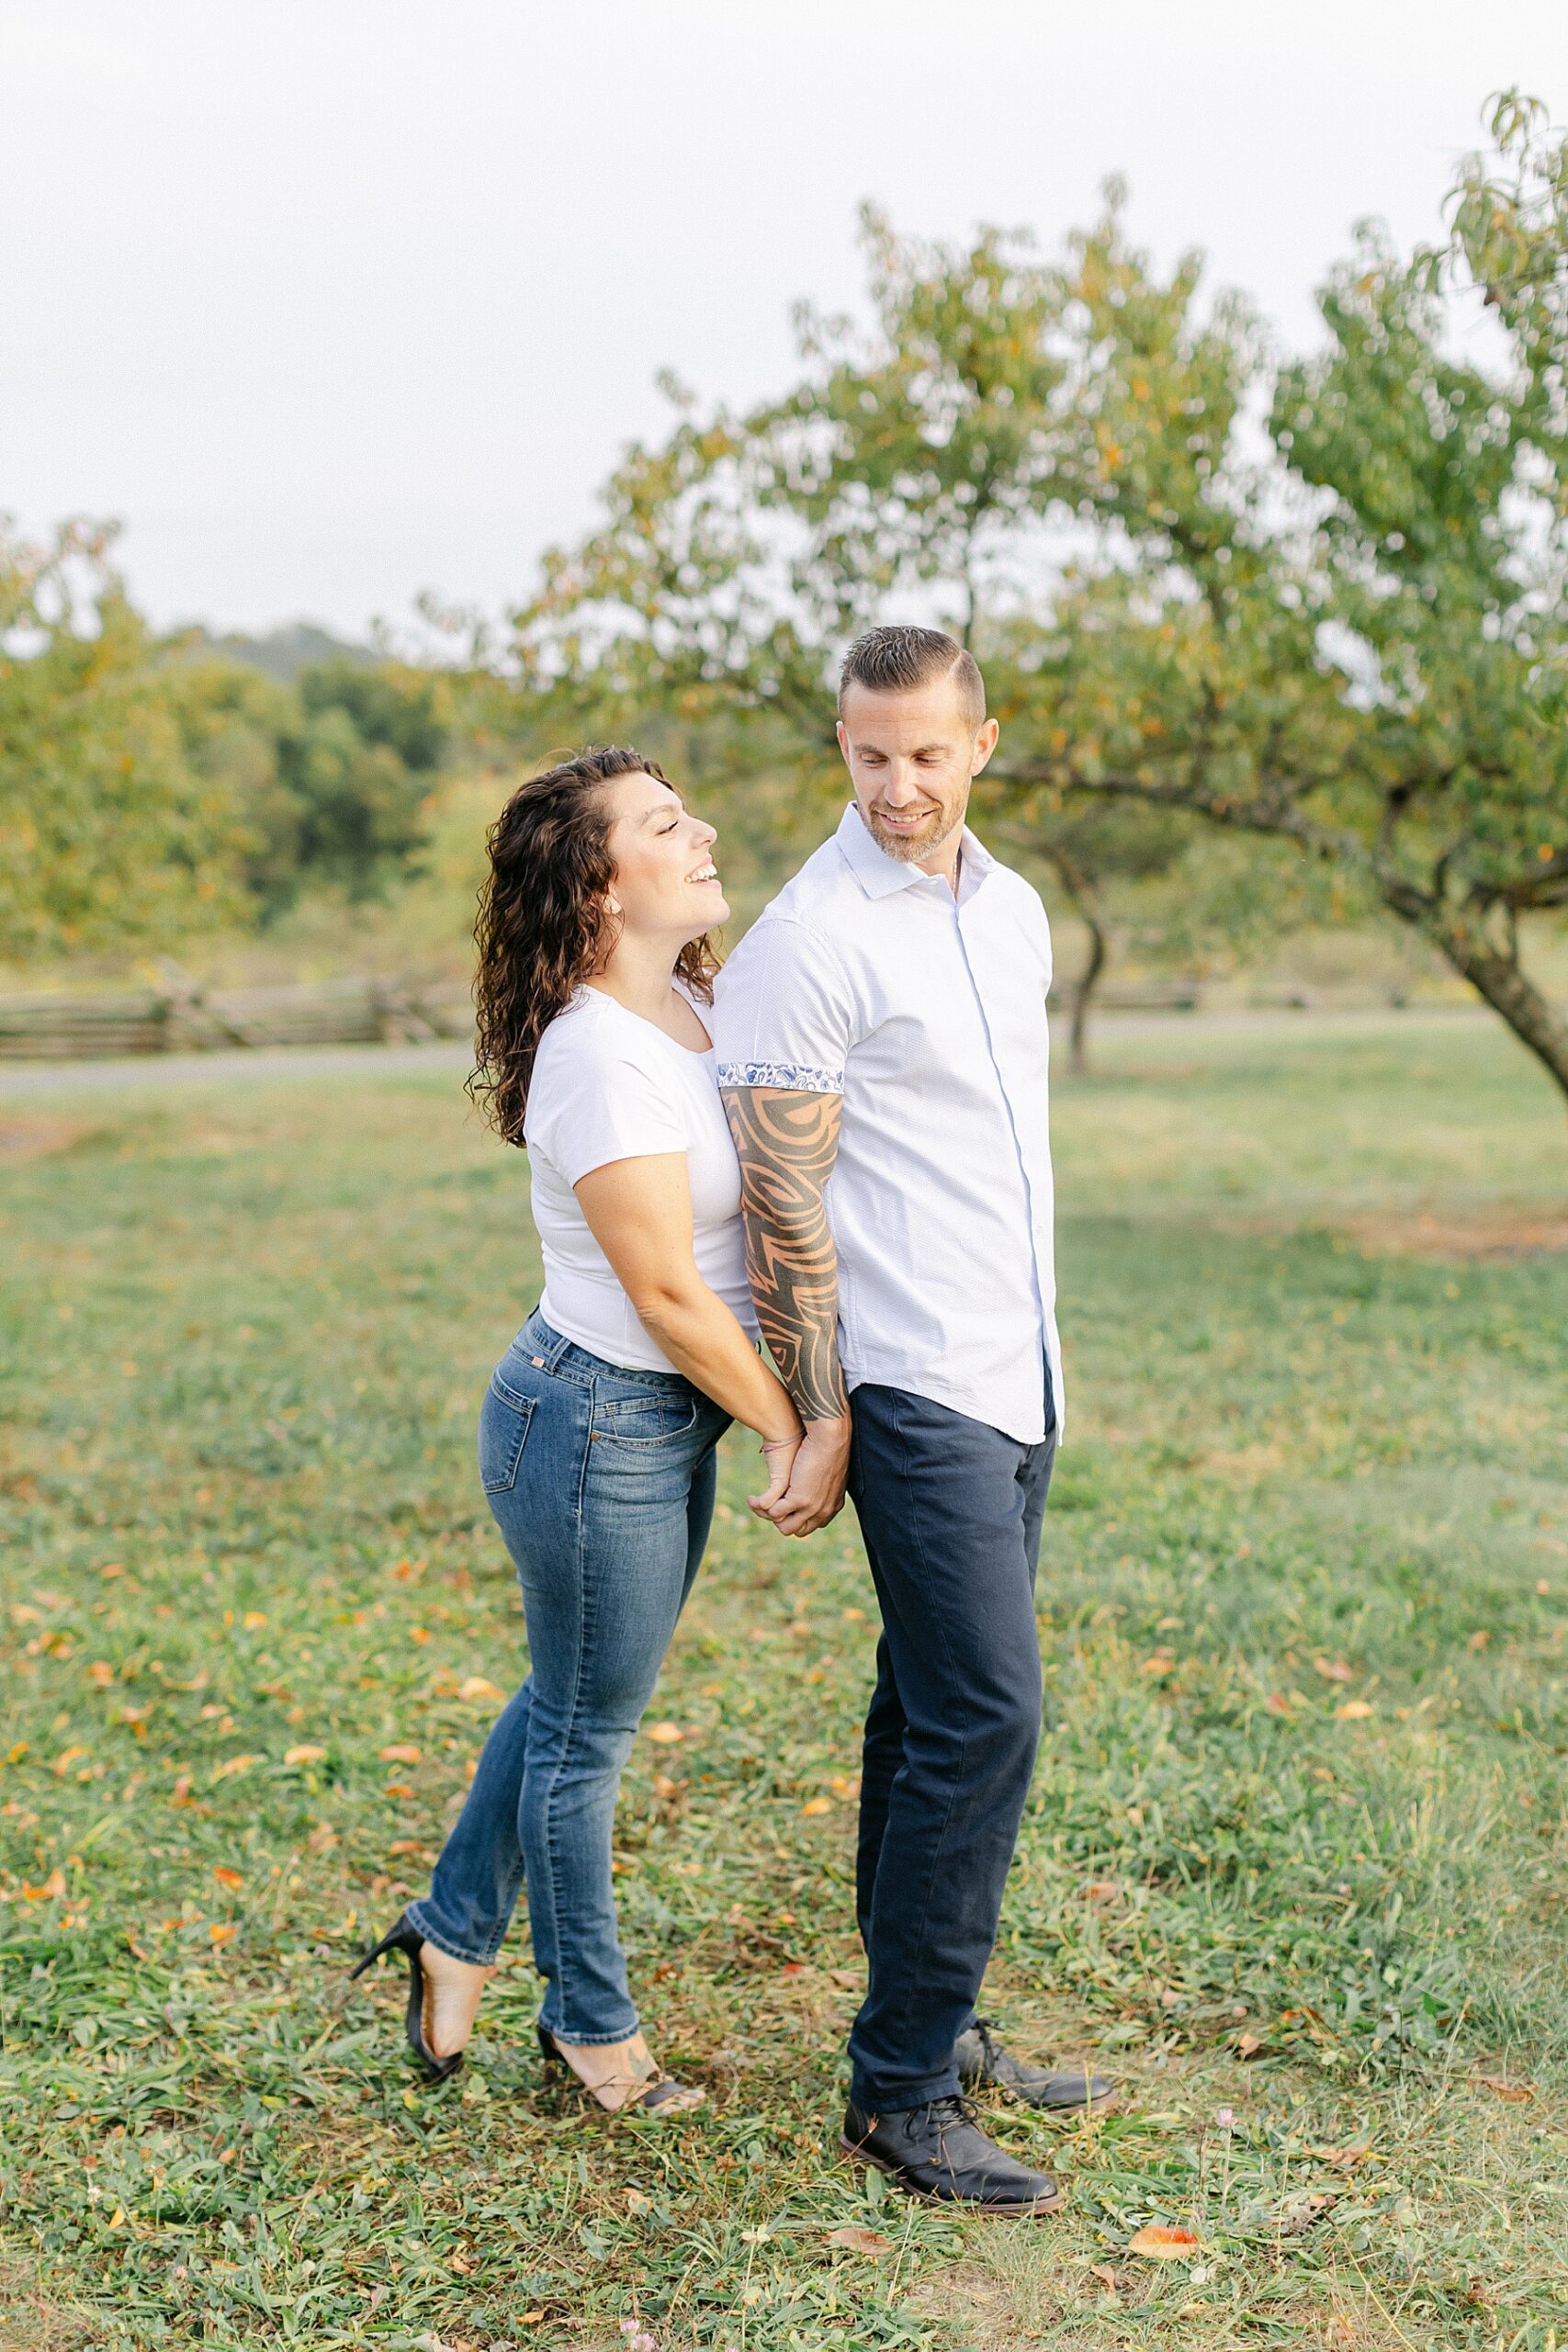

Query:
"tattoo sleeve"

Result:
[[721, 1086, 848, 1423]]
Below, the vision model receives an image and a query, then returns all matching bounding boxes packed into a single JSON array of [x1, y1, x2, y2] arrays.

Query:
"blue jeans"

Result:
[[406, 1308, 730, 2043], [846, 1375, 1056, 2114]]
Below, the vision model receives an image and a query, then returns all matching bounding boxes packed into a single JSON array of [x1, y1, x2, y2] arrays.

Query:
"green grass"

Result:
[[2, 1012, 1565, 2352]]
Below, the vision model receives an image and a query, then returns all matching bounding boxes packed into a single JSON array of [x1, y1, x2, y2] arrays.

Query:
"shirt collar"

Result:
[[833, 802, 996, 903]]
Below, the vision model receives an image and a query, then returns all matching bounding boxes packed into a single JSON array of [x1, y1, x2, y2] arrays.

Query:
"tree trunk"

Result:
[[1001, 769, 1568, 1118], [1039, 842, 1109, 1078], [1387, 884, 1568, 1110], [1069, 905, 1108, 1078]]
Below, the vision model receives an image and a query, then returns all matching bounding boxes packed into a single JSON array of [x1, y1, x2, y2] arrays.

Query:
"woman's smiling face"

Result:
[[601, 771, 728, 944]]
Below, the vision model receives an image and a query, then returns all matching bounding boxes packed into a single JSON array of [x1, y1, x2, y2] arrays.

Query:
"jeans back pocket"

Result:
[[591, 1388, 698, 1449], [479, 1376, 537, 1494]]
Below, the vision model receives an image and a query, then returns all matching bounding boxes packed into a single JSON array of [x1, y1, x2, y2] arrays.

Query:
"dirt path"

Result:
[[0, 1005, 1489, 1099]]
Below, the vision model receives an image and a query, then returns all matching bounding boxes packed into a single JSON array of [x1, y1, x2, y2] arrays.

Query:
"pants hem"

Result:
[[541, 2013, 642, 2046], [402, 1903, 503, 1970], [850, 2066, 964, 2115]]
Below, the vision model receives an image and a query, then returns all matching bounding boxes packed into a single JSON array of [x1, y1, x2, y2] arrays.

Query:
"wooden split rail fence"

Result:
[[0, 976, 475, 1060], [0, 970, 1219, 1063]]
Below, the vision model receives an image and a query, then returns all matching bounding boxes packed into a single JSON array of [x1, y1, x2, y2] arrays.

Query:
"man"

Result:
[[712, 624, 1113, 2218]]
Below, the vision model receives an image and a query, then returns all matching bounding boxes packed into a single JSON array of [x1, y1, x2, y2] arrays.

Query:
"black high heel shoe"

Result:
[[349, 1912, 464, 2083], [536, 2020, 705, 2116]]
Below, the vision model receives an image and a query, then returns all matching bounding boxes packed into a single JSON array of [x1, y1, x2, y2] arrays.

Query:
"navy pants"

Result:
[[846, 1377, 1056, 2115]]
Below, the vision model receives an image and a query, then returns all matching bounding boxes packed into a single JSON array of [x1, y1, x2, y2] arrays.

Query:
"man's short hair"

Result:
[[838, 625, 986, 732]]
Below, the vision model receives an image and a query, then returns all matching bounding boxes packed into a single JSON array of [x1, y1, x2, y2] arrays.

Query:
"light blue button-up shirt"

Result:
[[712, 803, 1063, 1445]]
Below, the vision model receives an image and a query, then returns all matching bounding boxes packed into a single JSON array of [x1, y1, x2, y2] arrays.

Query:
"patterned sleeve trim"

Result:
[[716, 1059, 845, 1096]]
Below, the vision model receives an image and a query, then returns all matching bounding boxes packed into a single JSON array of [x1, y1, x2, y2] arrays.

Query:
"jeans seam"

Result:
[[537, 1398, 598, 2039], [877, 1387, 974, 2078], [540, 1381, 640, 2043]]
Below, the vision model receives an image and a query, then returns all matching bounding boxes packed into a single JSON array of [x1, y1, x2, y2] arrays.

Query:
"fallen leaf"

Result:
[[1478, 2075, 1535, 2101], [1466, 1628, 1491, 1651], [210, 1754, 256, 1782], [387, 1838, 429, 1857], [408, 1626, 430, 1645], [86, 1661, 116, 1688], [826, 2226, 894, 2254], [209, 1922, 238, 1945], [1084, 1879, 1120, 1903], [284, 1744, 327, 1766], [379, 1743, 422, 1764], [242, 1611, 267, 1631], [1235, 2030, 1265, 2058], [652, 1773, 681, 1799], [1313, 1657, 1354, 1682], [1312, 2144, 1372, 2169], [21, 1868, 66, 1902], [1334, 1699, 1375, 1720], [1276, 2190, 1337, 2235], [1264, 1691, 1293, 1714], [1129, 2224, 1201, 2259], [52, 1745, 90, 1776], [643, 1721, 684, 1745], [457, 1676, 506, 1704], [212, 1866, 243, 1891], [801, 1797, 832, 1815], [1088, 2261, 1119, 2297], [1141, 1647, 1177, 1674]]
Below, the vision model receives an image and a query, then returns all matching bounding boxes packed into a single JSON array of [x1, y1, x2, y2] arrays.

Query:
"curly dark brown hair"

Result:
[[468, 746, 719, 1146]]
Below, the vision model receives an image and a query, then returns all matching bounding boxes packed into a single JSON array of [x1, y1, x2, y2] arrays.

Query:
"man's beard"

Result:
[[864, 801, 964, 865]]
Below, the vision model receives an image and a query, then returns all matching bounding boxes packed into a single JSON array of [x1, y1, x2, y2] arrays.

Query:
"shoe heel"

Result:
[[348, 1917, 413, 1981], [536, 2021, 562, 2072]]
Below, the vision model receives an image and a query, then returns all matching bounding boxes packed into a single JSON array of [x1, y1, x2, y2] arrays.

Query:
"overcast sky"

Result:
[[4, 1, 1565, 639]]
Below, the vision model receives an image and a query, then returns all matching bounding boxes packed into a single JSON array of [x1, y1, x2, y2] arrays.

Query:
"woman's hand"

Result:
[[754, 1414, 851, 1539], [747, 1432, 802, 1520]]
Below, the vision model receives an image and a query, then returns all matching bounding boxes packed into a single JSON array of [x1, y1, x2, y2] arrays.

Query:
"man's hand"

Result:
[[757, 1414, 852, 1539]]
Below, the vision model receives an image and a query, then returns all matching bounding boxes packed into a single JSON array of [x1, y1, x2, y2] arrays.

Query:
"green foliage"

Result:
[[175, 654, 448, 916], [512, 99, 1568, 1104], [0, 1018, 1562, 2346], [0, 525, 254, 957], [1, 519, 453, 957]]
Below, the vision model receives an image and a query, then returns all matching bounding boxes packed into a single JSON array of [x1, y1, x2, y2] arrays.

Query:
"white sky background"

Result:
[[3, 0, 1565, 639]]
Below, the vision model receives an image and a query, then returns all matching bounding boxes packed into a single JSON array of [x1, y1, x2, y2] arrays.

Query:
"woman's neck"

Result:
[[586, 934, 683, 1026]]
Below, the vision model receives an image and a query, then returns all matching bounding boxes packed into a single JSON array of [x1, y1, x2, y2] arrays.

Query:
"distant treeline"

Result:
[[3, 93, 1564, 1102]]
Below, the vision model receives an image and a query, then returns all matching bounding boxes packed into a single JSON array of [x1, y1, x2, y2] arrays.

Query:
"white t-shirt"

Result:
[[524, 984, 760, 1373]]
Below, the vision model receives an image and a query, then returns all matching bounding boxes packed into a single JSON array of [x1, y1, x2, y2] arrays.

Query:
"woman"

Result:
[[353, 748, 803, 2114]]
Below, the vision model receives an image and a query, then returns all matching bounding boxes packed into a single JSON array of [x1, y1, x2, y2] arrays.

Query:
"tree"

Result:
[[508, 98, 1568, 1111], [175, 650, 447, 914], [999, 99, 1568, 1105], [511, 210, 1235, 1063], [0, 522, 253, 958]]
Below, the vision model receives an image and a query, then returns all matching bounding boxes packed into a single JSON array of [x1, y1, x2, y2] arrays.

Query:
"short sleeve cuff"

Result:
[[716, 1059, 844, 1095]]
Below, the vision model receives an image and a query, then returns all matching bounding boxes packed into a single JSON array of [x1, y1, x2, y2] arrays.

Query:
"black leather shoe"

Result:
[[841, 2097, 1061, 2216], [955, 2017, 1117, 2113]]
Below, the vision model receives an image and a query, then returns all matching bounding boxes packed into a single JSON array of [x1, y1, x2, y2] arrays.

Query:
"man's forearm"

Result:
[[722, 1086, 848, 1425]]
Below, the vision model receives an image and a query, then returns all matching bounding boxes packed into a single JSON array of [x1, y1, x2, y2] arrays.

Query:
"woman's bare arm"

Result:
[[573, 1152, 802, 1509]]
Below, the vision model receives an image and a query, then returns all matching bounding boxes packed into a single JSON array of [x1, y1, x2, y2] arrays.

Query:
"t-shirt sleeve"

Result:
[[710, 915, 854, 1097], [528, 1040, 688, 1187]]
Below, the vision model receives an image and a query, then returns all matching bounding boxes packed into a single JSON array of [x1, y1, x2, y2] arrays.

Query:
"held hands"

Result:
[[747, 1416, 851, 1540]]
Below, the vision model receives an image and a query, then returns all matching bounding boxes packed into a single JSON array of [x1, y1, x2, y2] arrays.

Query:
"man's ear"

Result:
[[835, 718, 852, 768], [971, 717, 1000, 776]]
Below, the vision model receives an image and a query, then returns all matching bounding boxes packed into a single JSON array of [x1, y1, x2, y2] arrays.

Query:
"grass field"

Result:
[[2, 1012, 1565, 2352]]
